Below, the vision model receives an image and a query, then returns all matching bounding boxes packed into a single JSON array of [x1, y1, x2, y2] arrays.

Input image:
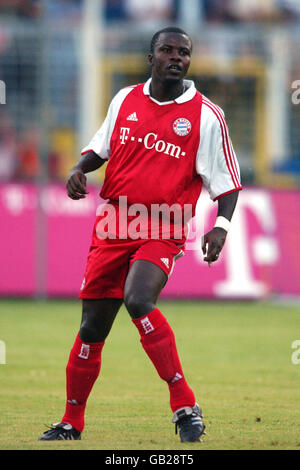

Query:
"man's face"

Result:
[[149, 32, 192, 83]]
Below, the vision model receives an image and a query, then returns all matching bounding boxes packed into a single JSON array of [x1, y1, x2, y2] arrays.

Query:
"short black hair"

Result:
[[150, 27, 192, 54]]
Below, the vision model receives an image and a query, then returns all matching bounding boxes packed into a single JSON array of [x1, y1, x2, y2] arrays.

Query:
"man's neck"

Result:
[[149, 78, 185, 102]]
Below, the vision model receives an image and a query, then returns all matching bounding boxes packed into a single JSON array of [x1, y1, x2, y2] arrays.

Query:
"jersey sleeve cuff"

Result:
[[213, 186, 242, 202], [81, 149, 107, 160]]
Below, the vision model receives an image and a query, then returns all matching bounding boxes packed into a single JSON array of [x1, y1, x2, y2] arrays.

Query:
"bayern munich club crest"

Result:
[[172, 118, 192, 137]]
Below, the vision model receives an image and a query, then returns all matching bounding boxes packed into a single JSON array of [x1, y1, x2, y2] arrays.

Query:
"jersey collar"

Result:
[[143, 78, 196, 105]]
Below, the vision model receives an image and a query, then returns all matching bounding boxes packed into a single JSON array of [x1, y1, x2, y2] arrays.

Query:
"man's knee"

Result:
[[124, 291, 155, 319], [79, 310, 102, 342], [79, 299, 121, 342]]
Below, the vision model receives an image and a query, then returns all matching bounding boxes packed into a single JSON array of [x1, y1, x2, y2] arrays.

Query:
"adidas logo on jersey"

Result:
[[126, 112, 138, 121], [160, 258, 169, 268]]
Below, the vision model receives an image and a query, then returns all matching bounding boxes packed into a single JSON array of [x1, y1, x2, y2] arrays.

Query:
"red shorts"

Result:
[[79, 236, 184, 300]]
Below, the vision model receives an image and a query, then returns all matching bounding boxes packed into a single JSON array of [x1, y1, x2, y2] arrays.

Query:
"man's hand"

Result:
[[66, 168, 89, 200], [201, 227, 227, 266]]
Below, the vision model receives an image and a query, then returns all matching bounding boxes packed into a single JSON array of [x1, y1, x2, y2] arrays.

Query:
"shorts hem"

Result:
[[131, 257, 169, 277], [78, 290, 123, 300]]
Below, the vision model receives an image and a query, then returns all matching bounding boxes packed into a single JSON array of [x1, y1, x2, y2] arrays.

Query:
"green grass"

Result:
[[0, 298, 299, 450]]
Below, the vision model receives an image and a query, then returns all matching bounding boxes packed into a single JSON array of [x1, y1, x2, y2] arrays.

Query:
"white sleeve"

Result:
[[81, 86, 135, 160], [196, 98, 242, 201]]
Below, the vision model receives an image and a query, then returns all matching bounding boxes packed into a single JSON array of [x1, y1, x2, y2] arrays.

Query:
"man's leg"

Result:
[[61, 298, 122, 432], [124, 260, 195, 412], [79, 298, 123, 342]]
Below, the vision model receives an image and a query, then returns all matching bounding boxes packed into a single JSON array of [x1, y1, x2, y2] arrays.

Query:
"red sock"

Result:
[[132, 308, 196, 412], [61, 333, 104, 432]]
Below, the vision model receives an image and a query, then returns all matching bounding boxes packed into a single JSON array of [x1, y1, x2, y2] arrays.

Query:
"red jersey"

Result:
[[81, 79, 242, 241]]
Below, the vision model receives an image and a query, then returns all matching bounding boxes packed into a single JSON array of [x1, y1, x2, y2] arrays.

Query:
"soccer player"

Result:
[[39, 26, 242, 442]]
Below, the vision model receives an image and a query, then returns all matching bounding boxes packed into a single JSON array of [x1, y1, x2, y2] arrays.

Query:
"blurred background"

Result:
[[0, 0, 300, 301]]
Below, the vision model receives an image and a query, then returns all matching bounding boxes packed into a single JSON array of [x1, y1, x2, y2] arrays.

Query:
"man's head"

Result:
[[148, 27, 192, 84]]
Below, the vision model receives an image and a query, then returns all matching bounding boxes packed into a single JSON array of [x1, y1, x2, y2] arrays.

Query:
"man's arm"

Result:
[[66, 151, 106, 200], [202, 190, 239, 265]]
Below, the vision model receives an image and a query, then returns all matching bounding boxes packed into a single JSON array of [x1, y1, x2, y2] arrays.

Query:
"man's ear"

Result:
[[148, 54, 153, 67]]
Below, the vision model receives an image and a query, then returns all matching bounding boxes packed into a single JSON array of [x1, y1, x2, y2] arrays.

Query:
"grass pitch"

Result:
[[0, 298, 299, 450]]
